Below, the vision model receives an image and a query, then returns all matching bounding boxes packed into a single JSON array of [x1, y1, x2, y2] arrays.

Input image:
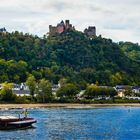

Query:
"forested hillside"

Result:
[[119, 42, 140, 61], [0, 30, 140, 86]]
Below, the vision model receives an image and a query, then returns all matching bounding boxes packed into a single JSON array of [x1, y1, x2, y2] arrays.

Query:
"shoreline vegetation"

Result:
[[1, 103, 140, 109], [1, 82, 140, 105]]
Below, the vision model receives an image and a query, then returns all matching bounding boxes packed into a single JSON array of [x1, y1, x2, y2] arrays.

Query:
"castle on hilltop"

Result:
[[49, 20, 75, 35], [48, 20, 96, 38]]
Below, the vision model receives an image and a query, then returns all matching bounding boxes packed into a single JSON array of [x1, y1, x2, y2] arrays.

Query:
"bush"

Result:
[[14, 96, 30, 104]]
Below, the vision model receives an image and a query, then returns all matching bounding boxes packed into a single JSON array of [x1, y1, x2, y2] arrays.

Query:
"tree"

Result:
[[59, 78, 68, 87], [84, 85, 117, 99], [57, 83, 79, 99], [84, 85, 99, 98], [0, 82, 16, 102], [124, 86, 133, 96], [111, 72, 123, 86], [32, 70, 42, 80], [36, 79, 52, 103], [26, 75, 36, 97]]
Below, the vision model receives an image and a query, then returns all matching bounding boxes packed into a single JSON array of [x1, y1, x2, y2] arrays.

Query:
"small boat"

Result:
[[0, 110, 37, 130]]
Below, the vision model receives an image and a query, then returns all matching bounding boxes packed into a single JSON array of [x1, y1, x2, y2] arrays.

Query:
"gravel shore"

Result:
[[0, 103, 140, 109]]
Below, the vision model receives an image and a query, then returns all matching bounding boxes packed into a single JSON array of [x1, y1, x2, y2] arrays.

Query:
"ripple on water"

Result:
[[0, 107, 140, 139]]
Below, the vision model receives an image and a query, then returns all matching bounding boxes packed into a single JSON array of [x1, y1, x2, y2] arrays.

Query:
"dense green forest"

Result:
[[119, 42, 140, 61], [0, 30, 140, 86]]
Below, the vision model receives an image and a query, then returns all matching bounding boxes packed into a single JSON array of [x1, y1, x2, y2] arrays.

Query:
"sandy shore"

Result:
[[0, 103, 140, 109]]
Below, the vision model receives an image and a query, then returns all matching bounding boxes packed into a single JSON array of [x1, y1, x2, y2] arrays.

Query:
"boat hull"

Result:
[[0, 118, 36, 130]]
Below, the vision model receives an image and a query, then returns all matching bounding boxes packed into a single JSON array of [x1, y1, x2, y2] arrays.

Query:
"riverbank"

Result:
[[0, 103, 140, 109]]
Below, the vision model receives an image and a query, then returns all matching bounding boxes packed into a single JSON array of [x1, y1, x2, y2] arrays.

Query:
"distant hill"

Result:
[[0, 30, 140, 86]]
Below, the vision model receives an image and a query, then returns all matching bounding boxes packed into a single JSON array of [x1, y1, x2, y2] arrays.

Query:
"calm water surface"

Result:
[[0, 106, 140, 140]]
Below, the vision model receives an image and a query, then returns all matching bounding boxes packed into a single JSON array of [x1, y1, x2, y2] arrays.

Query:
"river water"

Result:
[[0, 106, 140, 140]]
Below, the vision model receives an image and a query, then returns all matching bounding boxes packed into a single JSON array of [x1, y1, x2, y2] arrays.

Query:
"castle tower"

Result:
[[84, 26, 96, 38], [49, 25, 52, 32], [65, 20, 70, 29], [49, 25, 57, 35], [56, 20, 65, 33]]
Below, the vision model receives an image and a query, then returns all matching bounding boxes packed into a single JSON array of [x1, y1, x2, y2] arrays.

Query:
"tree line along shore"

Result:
[[1, 76, 140, 104]]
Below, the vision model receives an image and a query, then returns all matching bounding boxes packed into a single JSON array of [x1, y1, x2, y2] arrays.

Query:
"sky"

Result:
[[0, 0, 140, 43]]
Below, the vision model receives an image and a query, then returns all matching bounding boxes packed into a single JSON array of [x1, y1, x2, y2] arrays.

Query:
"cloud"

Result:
[[0, 0, 140, 43]]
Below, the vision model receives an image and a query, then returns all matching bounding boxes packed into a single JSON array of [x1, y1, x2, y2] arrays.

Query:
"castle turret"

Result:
[[65, 20, 70, 29], [56, 20, 65, 33], [49, 25, 57, 35], [84, 26, 96, 38]]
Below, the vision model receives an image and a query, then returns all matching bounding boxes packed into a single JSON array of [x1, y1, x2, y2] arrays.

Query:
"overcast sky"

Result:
[[0, 0, 140, 43]]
